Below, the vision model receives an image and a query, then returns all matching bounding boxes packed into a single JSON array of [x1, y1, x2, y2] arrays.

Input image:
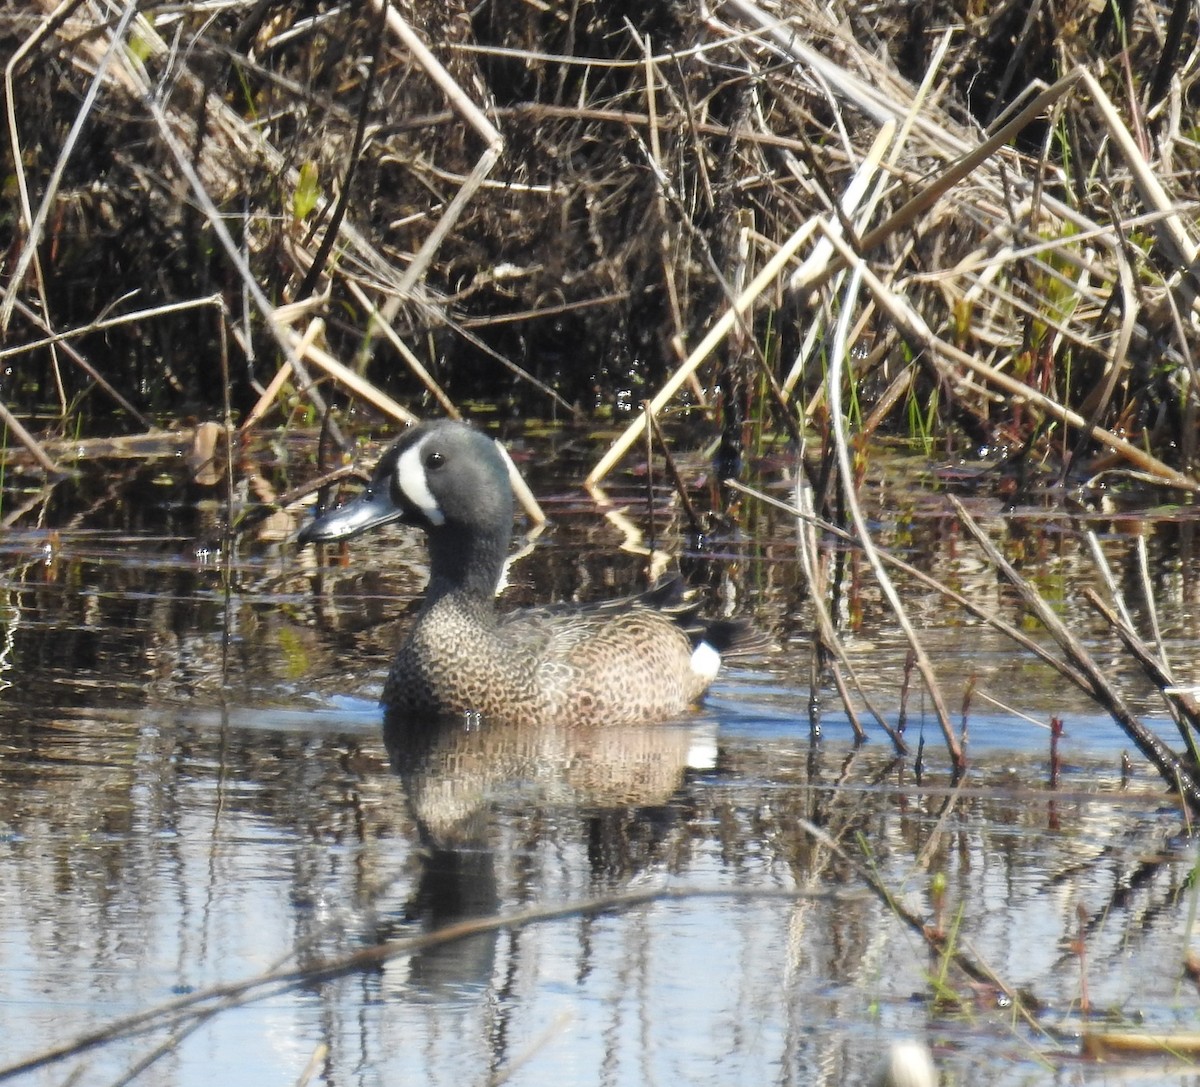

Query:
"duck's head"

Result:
[[298, 420, 514, 546]]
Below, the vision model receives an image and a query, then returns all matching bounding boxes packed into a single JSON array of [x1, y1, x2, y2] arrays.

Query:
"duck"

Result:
[[299, 419, 743, 727]]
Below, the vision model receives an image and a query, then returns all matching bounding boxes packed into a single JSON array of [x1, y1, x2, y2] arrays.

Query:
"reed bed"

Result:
[[0, 1, 1195, 471]]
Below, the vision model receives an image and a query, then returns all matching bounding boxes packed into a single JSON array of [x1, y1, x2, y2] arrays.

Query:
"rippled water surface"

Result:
[[3, 426, 1200, 1086]]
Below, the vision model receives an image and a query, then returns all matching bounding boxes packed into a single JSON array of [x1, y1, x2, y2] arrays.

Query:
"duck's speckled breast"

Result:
[[382, 595, 541, 724]]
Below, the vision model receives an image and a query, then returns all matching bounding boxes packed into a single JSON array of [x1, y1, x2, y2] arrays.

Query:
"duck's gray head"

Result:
[[298, 421, 514, 545]]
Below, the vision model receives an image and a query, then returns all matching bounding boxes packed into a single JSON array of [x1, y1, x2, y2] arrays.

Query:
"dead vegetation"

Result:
[[0, 0, 1196, 472]]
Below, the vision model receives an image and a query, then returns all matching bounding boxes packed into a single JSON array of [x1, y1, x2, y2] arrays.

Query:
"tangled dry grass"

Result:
[[0, 0, 1196, 487]]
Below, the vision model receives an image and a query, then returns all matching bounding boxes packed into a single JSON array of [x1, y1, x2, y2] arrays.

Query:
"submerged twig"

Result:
[[0, 884, 847, 1082]]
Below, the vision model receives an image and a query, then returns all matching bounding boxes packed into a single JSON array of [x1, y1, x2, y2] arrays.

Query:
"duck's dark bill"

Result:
[[298, 487, 403, 545]]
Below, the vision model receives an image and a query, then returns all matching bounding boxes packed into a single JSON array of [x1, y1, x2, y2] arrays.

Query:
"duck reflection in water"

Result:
[[380, 705, 717, 998]]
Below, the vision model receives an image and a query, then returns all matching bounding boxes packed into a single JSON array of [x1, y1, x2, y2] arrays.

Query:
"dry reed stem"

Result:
[[816, 226, 1200, 491], [828, 266, 961, 769], [786, 117, 895, 304], [587, 218, 819, 486], [789, 465, 897, 748], [495, 441, 547, 527], [8, 2, 489, 437], [0, 1, 139, 337], [727, 478, 1101, 697], [0, 295, 223, 366], [5, 0, 1199, 508], [1077, 69, 1198, 271], [1083, 587, 1200, 751], [950, 495, 1200, 810], [283, 329, 418, 426], [241, 320, 327, 433], [341, 279, 461, 418], [1084, 528, 1200, 750], [0, 399, 59, 474], [796, 817, 1039, 1025], [1082, 1031, 1200, 1059], [351, 1, 504, 377]]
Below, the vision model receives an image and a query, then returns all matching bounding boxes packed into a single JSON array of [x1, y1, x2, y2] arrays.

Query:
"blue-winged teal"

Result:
[[300, 420, 742, 727]]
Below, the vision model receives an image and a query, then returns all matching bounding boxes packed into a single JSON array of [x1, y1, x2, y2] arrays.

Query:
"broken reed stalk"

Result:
[[280, 327, 419, 427], [827, 266, 962, 771], [949, 496, 1200, 810], [369, 0, 503, 294], [784, 120, 897, 408]]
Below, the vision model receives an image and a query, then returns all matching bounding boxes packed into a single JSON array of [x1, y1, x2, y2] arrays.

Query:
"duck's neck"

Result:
[[424, 524, 507, 609]]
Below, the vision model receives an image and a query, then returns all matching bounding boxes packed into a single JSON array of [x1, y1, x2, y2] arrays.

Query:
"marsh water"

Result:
[[2, 425, 1200, 1087]]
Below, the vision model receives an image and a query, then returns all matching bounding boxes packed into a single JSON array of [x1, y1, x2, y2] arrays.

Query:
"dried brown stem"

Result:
[[950, 496, 1200, 809]]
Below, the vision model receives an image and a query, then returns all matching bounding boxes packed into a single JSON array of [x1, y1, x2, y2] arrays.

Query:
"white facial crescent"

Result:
[[395, 433, 446, 526]]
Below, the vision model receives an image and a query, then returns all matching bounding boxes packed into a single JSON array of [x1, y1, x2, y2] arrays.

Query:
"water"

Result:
[[1, 431, 1200, 1086]]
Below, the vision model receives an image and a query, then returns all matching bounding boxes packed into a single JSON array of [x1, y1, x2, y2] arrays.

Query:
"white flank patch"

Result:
[[396, 435, 445, 526], [690, 640, 721, 681], [869, 1041, 937, 1087]]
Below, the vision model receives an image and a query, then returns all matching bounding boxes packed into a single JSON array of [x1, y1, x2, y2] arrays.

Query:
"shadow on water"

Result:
[[2, 432, 1200, 1085]]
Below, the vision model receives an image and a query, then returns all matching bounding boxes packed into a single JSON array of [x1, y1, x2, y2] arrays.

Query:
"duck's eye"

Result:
[[425, 450, 445, 470]]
